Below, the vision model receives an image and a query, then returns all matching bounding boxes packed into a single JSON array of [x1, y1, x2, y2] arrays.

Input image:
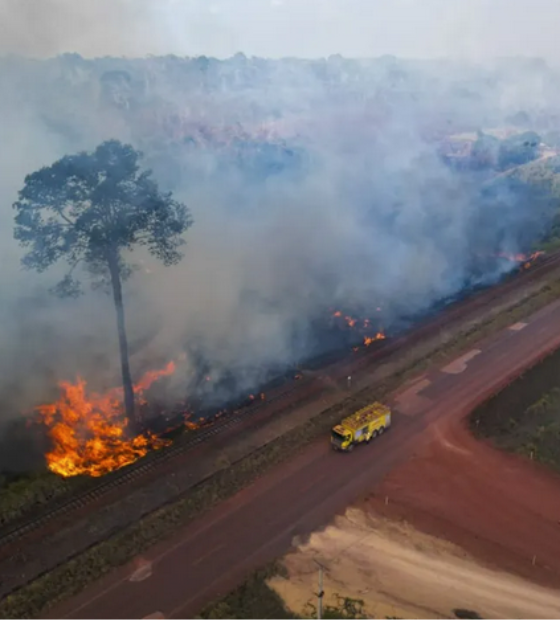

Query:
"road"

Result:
[[51, 298, 560, 619]]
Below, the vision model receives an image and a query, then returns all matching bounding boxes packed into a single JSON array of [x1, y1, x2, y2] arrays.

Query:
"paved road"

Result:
[[52, 299, 560, 619]]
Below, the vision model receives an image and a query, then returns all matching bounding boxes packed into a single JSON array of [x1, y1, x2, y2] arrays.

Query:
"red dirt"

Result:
[[367, 415, 560, 589]]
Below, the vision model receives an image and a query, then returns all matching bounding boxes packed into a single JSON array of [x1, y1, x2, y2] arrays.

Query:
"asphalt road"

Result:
[[52, 299, 560, 619]]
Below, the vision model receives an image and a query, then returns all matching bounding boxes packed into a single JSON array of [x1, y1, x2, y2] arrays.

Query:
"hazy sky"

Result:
[[0, 0, 557, 61]]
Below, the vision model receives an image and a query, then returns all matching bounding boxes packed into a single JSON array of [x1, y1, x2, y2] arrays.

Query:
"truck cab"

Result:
[[331, 424, 352, 451]]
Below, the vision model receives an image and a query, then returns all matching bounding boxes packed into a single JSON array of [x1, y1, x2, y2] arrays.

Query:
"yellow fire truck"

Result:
[[331, 402, 391, 452]]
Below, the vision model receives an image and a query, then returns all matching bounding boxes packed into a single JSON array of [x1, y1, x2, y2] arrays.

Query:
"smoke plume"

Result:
[[1, 3, 560, 443]]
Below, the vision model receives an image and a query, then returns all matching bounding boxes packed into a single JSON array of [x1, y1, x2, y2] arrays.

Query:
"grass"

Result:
[[0, 471, 86, 528], [3, 277, 560, 618], [472, 342, 560, 471]]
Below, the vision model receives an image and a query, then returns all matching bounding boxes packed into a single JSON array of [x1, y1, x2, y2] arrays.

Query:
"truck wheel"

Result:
[[347, 444, 355, 452], [372, 430, 378, 439], [379, 426, 385, 435]]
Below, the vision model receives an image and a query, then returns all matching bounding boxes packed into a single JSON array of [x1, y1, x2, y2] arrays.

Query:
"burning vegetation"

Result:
[[37, 362, 176, 478], [497, 250, 544, 269], [331, 309, 386, 347], [35, 306, 389, 479]]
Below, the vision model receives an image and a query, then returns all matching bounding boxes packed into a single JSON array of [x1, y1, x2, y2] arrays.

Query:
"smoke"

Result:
[[1, 20, 560, 432], [3, 0, 560, 62]]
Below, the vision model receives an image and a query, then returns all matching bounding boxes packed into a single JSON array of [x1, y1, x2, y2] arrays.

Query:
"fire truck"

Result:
[[331, 402, 391, 452]]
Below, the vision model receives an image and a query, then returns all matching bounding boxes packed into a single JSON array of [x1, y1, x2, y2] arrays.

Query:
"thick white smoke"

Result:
[[2, 0, 560, 62], [0, 2, 559, 426]]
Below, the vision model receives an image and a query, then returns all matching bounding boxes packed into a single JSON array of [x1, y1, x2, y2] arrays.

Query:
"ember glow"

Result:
[[364, 332, 386, 346], [332, 310, 372, 330], [37, 362, 176, 478], [331, 309, 386, 348]]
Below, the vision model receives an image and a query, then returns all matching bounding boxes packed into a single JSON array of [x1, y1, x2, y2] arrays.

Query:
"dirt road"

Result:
[[271, 509, 560, 619], [52, 299, 560, 619], [368, 407, 560, 589]]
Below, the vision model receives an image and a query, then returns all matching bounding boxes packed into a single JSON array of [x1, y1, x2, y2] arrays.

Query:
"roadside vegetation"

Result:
[[471, 344, 560, 470], [0, 471, 83, 528]]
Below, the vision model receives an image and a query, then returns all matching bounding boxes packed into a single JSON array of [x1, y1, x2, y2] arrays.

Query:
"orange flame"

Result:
[[332, 310, 379, 331], [37, 362, 176, 478], [364, 331, 386, 346], [497, 250, 543, 266]]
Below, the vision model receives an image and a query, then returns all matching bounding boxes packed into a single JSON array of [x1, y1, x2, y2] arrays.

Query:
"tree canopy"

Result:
[[13, 139, 193, 427], [14, 139, 191, 293]]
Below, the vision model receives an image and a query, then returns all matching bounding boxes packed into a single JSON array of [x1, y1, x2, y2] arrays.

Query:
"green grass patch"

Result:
[[3, 278, 560, 619], [0, 471, 85, 528], [472, 342, 560, 470]]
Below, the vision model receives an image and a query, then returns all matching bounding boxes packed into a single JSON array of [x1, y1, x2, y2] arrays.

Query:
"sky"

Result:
[[0, 0, 558, 62]]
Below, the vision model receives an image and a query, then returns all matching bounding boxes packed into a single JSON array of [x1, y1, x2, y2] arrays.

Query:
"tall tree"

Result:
[[13, 140, 193, 430]]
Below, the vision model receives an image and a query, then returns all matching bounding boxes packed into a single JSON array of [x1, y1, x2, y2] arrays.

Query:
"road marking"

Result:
[[129, 558, 153, 582], [441, 349, 481, 374], [143, 613, 165, 619], [509, 322, 528, 331], [393, 378, 432, 416], [191, 542, 226, 567]]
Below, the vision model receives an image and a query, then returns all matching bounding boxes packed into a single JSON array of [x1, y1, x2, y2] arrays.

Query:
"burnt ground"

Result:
[[471, 345, 560, 470]]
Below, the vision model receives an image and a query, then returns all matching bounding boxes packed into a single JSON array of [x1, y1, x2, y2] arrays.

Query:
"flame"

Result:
[[184, 412, 204, 431], [364, 331, 386, 346], [37, 362, 176, 478], [332, 310, 378, 331], [497, 250, 543, 265]]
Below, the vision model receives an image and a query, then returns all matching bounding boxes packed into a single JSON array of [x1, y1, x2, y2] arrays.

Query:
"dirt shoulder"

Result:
[[270, 508, 560, 619], [366, 415, 560, 591]]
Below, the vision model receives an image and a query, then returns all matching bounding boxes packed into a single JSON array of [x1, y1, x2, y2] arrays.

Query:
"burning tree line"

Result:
[[13, 141, 192, 476], [14, 140, 193, 434], [12, 140, 544, 480], [13, 140, 387, 479]]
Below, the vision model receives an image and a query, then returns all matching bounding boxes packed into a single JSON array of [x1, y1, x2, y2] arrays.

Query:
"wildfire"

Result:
[[331, 310, 372, 330], [497, 250, 544, 267], [331, 309, 386, 348], [364, 332, 386, 346], [37, 362, 176, 478]]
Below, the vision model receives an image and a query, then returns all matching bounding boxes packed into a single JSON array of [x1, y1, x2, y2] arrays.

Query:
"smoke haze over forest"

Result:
[[2, 0, 560, 430], [3, 0, 560, 62]]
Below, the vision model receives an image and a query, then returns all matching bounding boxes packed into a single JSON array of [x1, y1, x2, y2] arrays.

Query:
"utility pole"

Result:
[[315, 560, 324, 619]]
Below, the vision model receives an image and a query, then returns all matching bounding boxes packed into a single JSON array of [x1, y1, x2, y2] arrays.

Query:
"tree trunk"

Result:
[[107, 253, 136, 433]]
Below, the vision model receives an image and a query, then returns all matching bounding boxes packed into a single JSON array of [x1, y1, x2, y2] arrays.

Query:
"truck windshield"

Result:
[[331, 430, 347, 442]]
